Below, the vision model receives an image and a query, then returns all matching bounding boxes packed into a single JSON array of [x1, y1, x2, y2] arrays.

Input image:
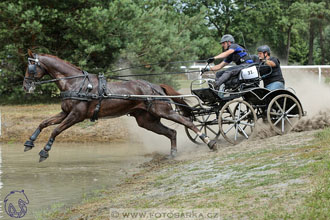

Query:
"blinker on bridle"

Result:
[[26, 54, 41, 79]]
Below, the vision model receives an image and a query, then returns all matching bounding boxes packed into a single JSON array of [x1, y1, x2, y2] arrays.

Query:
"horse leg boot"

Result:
[[198, 132, 217, 151], [24, 111, 67, 152], [39, 138, 54, 162], [24, 128, 41, 152]]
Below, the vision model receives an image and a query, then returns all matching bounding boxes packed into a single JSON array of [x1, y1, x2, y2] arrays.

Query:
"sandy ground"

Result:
[[0, 104, 129, 143]]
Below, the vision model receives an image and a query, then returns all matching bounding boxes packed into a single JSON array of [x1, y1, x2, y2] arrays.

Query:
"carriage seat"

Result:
[[224, 65, 260, 91]]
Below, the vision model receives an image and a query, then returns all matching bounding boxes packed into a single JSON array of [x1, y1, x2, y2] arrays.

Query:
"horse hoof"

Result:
[[24, 140, 34, 152], [39, 150, 49, 162], [208, 140, 218, 151]]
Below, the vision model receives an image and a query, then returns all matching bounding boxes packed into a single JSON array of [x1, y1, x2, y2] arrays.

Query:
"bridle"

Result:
[[24, 54, 86, 87]]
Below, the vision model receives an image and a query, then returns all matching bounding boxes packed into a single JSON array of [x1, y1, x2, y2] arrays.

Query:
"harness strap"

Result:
[[91, 74, 107, 122]]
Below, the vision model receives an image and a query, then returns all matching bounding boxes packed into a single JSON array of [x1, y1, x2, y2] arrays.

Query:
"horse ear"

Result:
[[28, 49, 34, 58]]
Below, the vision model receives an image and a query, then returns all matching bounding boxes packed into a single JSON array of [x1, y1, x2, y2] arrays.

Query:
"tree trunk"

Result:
[[308, 22, 315, 65], [285, 25, 292, 65]]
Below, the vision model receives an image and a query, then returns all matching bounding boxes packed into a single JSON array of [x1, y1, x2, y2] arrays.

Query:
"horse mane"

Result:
[[41, 54, 82, 71]]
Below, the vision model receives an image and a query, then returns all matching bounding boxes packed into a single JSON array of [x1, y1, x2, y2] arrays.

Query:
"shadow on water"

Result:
[[0, 142, 149, 219]]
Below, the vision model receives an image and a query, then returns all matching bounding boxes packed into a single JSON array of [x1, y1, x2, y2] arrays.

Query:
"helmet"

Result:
[[257, 45, 271, 55], [220, 34, 235, 43]]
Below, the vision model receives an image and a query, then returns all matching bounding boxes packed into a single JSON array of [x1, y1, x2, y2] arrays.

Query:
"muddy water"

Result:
[[0, 142, 149, 219]]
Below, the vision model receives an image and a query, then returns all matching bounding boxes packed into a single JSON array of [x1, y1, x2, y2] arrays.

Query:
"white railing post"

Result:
[[318, 66, 322, 84]]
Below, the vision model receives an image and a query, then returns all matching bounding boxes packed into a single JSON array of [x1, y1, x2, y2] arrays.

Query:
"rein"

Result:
[[33, 75, 86, 85]]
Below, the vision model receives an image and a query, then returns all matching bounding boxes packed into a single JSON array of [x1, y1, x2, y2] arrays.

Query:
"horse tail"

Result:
[[160, 84, 192, 117]]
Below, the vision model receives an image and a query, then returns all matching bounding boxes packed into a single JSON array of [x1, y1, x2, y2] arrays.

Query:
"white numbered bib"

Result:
[[239, 66, 259, 80]]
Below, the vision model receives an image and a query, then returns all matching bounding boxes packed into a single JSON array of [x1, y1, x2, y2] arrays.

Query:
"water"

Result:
[[0, 142, 149, 219]]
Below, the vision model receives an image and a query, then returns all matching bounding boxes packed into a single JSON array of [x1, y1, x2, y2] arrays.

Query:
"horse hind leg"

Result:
[[154, 105, 217, 151], [132, 111, 178, 157], [24, 111, 67, 152]]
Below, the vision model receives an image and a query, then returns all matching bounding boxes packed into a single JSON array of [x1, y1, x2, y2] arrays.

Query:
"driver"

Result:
[[201, 34, 254, 89], [257, 45, 285, 90]]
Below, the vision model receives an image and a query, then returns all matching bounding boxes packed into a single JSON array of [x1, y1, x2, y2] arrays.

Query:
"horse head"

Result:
[[23, 49, 49, 93]]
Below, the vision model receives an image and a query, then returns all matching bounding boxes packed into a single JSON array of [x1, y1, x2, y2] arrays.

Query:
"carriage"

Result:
[[23, 51, 306, 161], [183, 63, 306, 145]]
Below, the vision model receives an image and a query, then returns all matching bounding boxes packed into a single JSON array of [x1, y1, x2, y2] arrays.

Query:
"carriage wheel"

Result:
[[267, 94, 302, 135], [185, 106, 220, 145], [233, 102, 255, 135], [219, 100, 257, 144]]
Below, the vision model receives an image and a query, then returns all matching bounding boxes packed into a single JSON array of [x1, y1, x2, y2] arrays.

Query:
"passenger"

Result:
[[257, 45, 285, 90], [201, 34, 254, 89]]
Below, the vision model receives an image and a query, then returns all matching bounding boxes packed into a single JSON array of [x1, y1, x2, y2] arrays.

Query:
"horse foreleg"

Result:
[[24, 111, 67, 152], [132, 111, 178, 157], [38, 111, 84, 162]]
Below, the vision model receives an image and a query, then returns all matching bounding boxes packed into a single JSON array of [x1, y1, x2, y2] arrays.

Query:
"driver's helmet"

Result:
[[257, 45, 271, 55], [220, 34, 235, 43]]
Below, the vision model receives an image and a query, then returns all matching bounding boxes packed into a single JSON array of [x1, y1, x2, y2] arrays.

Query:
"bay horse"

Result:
[[23, 50, 217, 162]]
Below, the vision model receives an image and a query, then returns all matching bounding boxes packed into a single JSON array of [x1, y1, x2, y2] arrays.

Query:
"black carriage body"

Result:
[[241, 88, 305, 117], [188, 75, 305, 144]]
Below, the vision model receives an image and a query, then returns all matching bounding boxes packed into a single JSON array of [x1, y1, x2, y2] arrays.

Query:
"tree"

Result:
[[307, 1, 330, 64]]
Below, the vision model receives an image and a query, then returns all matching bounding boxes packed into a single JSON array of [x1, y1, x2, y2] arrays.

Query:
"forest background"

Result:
[[0, 0, 329, 103]]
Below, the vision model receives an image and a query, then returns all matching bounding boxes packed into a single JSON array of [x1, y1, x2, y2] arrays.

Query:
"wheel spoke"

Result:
[[283, 97, 287, 112], [238, 125, 249, 139], [224, 124, 235, 134], [240, 121, 255, 127], [287, 114, 300, 118], [206, 125, 219, 135], [234, 124, 239, 141], [274, 115, 284, 126], [227, 107, 234, 117], [281, 117, 285, 133], [285, 104, 297, 115], [192, 133, 199, 141], [196, 118, 204, 123], [270, 111, 282, 116], [239, 110, 251, 121], [222, 118, 236, 123], [275, 101, 284, 113], [285, 116, 294, 127]]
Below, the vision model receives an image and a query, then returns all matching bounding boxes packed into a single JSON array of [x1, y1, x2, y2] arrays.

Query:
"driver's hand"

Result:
[[207, 57, 215, 64], [201, 67, 210, 74]]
